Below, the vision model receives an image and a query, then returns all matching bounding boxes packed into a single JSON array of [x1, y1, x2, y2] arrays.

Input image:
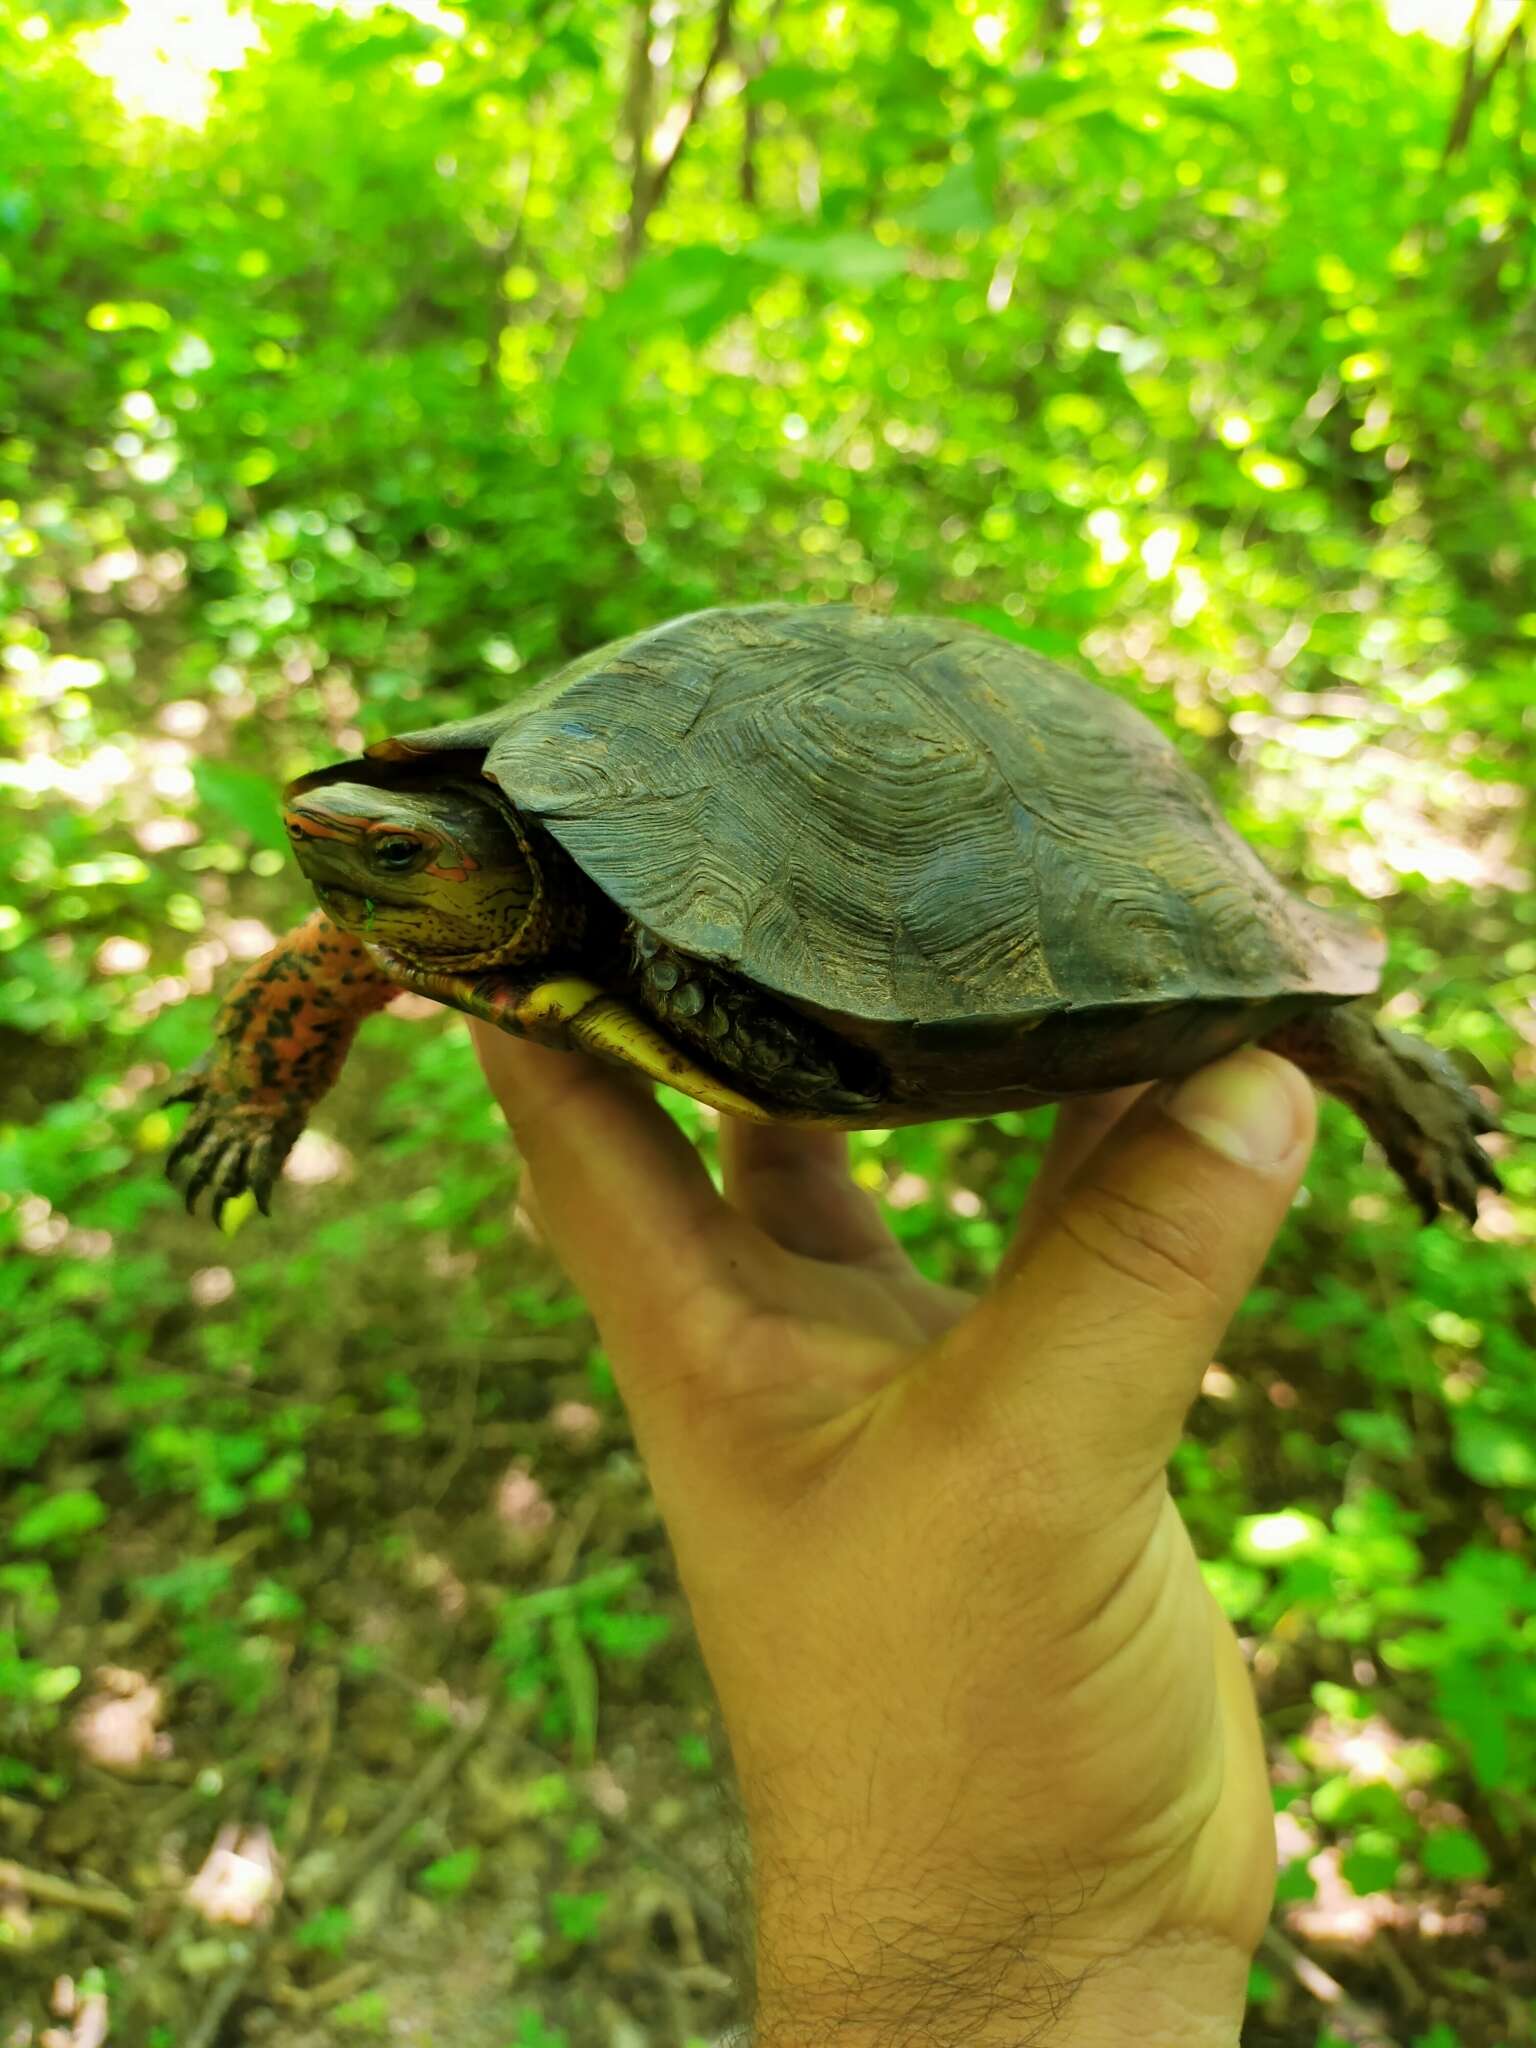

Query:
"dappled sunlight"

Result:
[[39, 1980, 110, 2048], [76, 0, 262, 127], [1385, 0, 1509, 42], [548, 1401, 602, 1449], [1288, 1842, 1493, 1947], [188, 1263, 235, 1306], [282, 1127, 350, 1186], [70, 1669, 168, 1773], [185, 1823, 282, 1925], [494, 1462, 556, 1542]]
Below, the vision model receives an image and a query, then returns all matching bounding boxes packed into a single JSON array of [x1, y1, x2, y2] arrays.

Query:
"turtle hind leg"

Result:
[[1262, 1002, 1501, 1225], [628, 925, 886, 1119]]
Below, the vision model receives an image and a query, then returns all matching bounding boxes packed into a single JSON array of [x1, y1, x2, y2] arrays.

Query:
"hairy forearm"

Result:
[[751, 1921, 1249, 2048]]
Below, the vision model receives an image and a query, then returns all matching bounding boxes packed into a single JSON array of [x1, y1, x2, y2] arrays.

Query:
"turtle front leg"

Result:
[[1262, 1002, 1501, 1225], [168, 911, 400, 1218], [369, 948, 783, 1123]]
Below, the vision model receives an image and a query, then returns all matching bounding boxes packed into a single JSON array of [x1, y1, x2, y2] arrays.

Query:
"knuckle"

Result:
[[1055, 1181, 1222, 1313]]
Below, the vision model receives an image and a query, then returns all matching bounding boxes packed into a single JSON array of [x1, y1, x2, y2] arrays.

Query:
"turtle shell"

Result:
[[369, 607, 1381, 1064]]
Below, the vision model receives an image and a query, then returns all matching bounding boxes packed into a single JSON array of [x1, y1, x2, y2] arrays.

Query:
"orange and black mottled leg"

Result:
[[1263, 1002, 1501, 1225], [167, 911, 400, 1218]]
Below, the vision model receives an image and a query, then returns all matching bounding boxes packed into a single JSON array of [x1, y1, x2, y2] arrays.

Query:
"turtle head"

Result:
[[282, 781, 537, 966]]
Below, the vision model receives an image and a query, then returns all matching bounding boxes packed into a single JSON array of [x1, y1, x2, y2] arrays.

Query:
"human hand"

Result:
[[472, 1024, 1316, 2046]]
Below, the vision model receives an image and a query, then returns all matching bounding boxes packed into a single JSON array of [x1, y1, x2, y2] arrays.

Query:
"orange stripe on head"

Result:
[[425, 853, 480, 882], [283, 808, 362, 846]]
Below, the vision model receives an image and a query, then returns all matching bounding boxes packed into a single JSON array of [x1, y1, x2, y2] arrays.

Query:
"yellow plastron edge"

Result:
[[520, 978, 777, 1123]]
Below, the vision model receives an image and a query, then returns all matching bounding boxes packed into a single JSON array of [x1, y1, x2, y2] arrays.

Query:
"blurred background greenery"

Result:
[[1, 0, 1534, 2040]]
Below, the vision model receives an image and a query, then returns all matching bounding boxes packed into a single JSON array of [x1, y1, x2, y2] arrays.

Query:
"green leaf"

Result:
[[11, 1489, 107, 1550], [32, 1663, 83, 1704], [1452, 1412, 1536, 1490], [676, 1731, 712, 1774], [549, 1890, 607, 1943], [506, 2013, 567, 2048], [901, 162, 994, 235], [615, 246, 755, 341], [550, 1610, 598, 1767], [1420, 1826, 1490, 1883], [1337, 1409, 1414, 1462], [295, 1907, 354, 1955], [745, 63, 830, 109], [1340, 1841, 1401, 1894], [747, 233, 907, 288], [192, 760, 291, 854], [86, 300, 170, 332], [1011, 73, 1086, 120], [1274, 1856, 1317, 1904], [417, 1846, 481, 1897], [954, 607, 1084, 662]]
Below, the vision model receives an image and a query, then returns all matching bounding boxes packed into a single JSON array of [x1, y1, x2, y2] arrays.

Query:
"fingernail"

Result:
[[1162, 1049, 1303, 1168]]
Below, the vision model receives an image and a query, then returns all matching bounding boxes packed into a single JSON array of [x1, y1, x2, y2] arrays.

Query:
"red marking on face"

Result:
[[425, 852, 479, 883], [284, 806, 361, 846]]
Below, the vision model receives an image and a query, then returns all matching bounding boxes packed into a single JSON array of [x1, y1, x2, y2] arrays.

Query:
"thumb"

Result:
[[948, 1047, 1316, 1472]]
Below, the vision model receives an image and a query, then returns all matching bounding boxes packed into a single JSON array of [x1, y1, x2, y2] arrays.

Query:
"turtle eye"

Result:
[[373, 834, 426, 873]]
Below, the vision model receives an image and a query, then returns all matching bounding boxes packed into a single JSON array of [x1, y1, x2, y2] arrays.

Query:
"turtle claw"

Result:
[[1359, 1035, 1501, 1227], [1370, 1029, 1503, 1226], [165, 1066, 301, 1223]]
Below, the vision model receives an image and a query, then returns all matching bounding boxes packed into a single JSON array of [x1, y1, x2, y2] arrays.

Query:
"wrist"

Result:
[[753, 1927, 1248, 2048]]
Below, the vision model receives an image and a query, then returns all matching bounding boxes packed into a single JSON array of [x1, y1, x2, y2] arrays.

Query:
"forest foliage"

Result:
[[1, 0, 1534, 2041]]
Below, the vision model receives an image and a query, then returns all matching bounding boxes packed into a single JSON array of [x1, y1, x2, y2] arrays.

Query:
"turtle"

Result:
[[168, 604, 1500, 1226]]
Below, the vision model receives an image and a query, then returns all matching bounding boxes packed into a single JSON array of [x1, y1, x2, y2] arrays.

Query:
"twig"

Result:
[[426, 1349, 484, 1508], [622, 0, 657, 266], [1443, 0, 1530, 160], [1034, 0, 1071, 59], [0, 1861, 136, 1924], [1444, 0, 1491, 161], [626, 0, 735, 263], [274, 1961, 376, 2013], [283, 1663, 340, 1860], [544, 1486, 602, 1588], [186, 1670, 341, 2047], [185, 1949, 258, 2048], [1369, 1929, 1427, 2014], [1261, 1927, 1402, 2047], [512, 1728, 733, 1945], [114, 1903, 200, 2031], [302, 1690, 498, 1907], [147, 1752, 264, 1836], [737, 0, 782, 207]]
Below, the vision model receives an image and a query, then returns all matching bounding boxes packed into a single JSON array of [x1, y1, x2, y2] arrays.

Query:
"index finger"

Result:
[[470, 1021, 744, 1351], [1005, 1085, 1150, 1270]]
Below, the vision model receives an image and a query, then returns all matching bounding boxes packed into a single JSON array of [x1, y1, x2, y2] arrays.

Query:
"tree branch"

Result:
[[739, 0, 783, 208], [1443, 0, 1529, 161], [1035, 0, 1071, 58], [624, 0, 735, 265], [622, 0, 657, 267], [1260, 1928, 1402, 2048]]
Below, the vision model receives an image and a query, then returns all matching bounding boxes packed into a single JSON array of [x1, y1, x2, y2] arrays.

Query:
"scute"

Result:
[[450, 606, 1384, 1027]]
